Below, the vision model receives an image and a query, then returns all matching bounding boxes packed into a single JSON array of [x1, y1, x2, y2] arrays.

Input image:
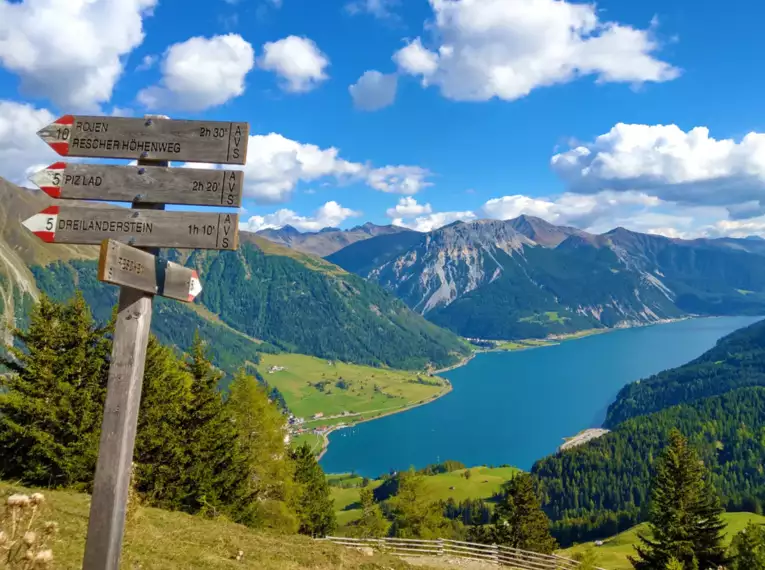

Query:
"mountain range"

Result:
[[323, 215, 765, 339], [255, 223, 410, 257]]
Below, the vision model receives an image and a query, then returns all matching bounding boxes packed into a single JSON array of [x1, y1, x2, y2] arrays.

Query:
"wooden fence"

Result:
[[320, 536, 606, 569]]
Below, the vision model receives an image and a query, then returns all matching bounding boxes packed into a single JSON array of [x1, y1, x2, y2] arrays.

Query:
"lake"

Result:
[[319, 316, 763, 477]]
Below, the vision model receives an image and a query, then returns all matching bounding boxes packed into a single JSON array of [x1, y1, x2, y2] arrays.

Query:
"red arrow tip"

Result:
[[48, 162, 67, 170], [55, 115, 75, 126], [40, 186, 62, 198], [41, 206, 60, 215], [49, 142, 69, 156]]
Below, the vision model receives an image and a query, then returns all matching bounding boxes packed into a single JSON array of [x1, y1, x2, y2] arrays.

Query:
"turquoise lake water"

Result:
[[319, 316, 763, 478]]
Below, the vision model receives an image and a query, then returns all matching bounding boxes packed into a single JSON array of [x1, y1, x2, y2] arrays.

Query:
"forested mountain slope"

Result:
[[1, 177, 467, 371], [531, 318, 765, 546]]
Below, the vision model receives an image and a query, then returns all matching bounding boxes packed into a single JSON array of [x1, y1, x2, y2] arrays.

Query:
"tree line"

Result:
[[0, 292, 336, 536]]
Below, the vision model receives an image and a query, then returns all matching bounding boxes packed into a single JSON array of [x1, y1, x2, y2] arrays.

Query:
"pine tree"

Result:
[[290, 443, 336, 537], [388, 469, 450, 539], [490, 473, 557, 554], [0, 293, 111, 487], [729, 521, 765, 570], [181, 333, 253, 522], [226, 370, 298, 532], [348, 487, 388, 538], [631, 429, 728, 570], [133, 336, 192, 510]]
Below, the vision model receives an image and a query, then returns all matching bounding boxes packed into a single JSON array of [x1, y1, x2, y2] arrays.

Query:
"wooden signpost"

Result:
[[25, 113, 248, 570], [36, 115, 249, 164], [22, 205, 238, 250], [98, 239, 203, 303], [30, 162, 244, 206]]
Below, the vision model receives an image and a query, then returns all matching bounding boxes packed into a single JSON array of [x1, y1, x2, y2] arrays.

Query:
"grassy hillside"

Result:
[[256, 353, 449, 421], [561, 512, 765, 570], [0, 481, 424, 570], [329, 466, 519, 531]]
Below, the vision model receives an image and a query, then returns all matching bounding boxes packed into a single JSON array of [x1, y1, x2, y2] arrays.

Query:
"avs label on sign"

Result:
[[37, 115, 249, 165]]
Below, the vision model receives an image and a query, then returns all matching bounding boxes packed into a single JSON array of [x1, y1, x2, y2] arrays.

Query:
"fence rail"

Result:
[[320, 536, 606, 569]]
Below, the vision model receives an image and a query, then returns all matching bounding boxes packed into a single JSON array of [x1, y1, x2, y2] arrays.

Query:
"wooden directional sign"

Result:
[[22, 206, 238, 250], [98, 239, 202, 303], [30, 162, 244, 207], [37, 115, 249, 165]]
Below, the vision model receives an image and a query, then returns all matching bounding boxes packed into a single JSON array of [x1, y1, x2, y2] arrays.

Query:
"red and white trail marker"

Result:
[[21, 205, 59, 243]]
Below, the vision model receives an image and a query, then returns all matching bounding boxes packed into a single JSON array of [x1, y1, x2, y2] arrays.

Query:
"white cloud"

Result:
[[346, 0, 398, 19], [386, 197, 433, 218], [350, 70, 398, 111], [241, 201, 360, 232], [191, 133, 431, 204], [137, 34, 254, 111], [0, 0, 156, 111], [551, 123, 765, 220], [0, 100, 57, 187], [259, 36, 329, 93], [393, 210, 476, 232], [393, 0, 679, 102], [366, 165, 432, 194], [136, 54, 157, 71]]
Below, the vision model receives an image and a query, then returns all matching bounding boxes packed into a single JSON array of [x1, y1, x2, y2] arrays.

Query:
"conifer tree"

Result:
[[490, 473, 557, 554], [388, 469, 450, 539], [226, 370, 298, 532], [631, 429, 728, 570], [290, 443, 336, 537], [133, 336, 192, 509], [0, 293, 111, 487], [729, 521, 765, 570], [348, 487, 388, 538], [181, 333, 253, 521]]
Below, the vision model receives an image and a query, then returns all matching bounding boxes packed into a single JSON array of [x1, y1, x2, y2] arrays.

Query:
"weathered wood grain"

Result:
[[37, 115, 249, 165], [30, 163, 243, 207], [98, 239, 202, 302], [31, 205, 238, 250]]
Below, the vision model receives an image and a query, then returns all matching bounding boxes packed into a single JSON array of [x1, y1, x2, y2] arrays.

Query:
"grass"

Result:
[[290, 432, 324, 453], [256, 353, 449, 421], [518, 311, 569, 325], [0, 481, 426, 570], [248, 236, 346, 276], [329, 466, 519, 533], [560, 512, 765, 569]]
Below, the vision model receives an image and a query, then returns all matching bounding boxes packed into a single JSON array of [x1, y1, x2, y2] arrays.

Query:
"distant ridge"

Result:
[[255, 223, 413, 257]]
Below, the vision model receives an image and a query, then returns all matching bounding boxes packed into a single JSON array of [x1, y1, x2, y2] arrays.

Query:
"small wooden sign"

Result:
[[37, 115, 249, 165], [22, 206, 238, 250], [98, 239, 202, 302], [29, 162, 244, 207]]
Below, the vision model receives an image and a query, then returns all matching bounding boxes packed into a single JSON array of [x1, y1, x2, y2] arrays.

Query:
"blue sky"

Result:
[[1, 0, 765, 238]]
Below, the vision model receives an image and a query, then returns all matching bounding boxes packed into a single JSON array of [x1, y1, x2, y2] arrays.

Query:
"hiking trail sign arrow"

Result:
[[22, 206, 239, 250], [98, 239, 202, 302], [29, 162, 243, 207], [36, 115, 249, 165]]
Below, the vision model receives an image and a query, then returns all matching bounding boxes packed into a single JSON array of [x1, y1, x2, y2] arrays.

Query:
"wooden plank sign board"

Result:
[[30, 162, 244, 207], [37, 115, 249, 165], [22, 206, 238, 250], [98, 240, 202, 302]]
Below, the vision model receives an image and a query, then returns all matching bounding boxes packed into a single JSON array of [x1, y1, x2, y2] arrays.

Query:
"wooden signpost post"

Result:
[[25, 113, 248, 570]]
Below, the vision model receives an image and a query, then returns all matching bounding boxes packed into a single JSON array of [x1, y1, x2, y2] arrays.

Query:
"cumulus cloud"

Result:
[[366, 165, 432, 194], [137, 34, 255, 111], [386, 197, 433, 218], [259, 36, 329, 93], [0, 0, 156, 111], [393, 0, 679, 102], [551, 123, 765, 220], [393, 210, 476, 232], [0, 100, 57, 187], [182, 133, 432, 203], [350, 70, 398, 111], [241, 201, 360, 232]]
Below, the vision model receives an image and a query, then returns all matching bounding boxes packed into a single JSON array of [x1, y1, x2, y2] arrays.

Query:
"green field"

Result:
[[561, 512, 765, 569], [329, 466, 519, 532], [519, 311, 569, 325], [256, 353, 449, 421]]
